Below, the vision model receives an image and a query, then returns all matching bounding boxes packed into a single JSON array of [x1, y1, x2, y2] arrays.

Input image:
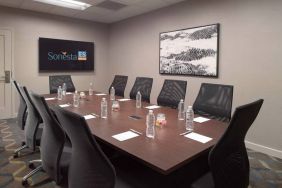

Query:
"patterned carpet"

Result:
[[0, 119, 282, 188]]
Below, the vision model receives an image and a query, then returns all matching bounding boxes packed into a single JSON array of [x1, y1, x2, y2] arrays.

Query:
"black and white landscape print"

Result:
[[159, 24, 219, 77]]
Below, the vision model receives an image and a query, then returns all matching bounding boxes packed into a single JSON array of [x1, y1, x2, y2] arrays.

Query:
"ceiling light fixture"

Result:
[[34, 0, 92, 10]]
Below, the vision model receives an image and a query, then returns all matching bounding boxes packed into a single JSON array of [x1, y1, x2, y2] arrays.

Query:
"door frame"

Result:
[[0, 28, 15, 119]]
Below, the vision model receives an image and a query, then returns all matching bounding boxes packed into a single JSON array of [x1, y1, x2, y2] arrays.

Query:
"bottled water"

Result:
[[73, 90, 80, 107], [110, 87, 115, 101], [101, 98, 108, 119], [62, 83, 67, 96], [57, 86, 63, 100], [136, 91, 142, 108], [178, 99, 185, 120], [186, 106, 194, 131], [89, 82, 93, 96], [146, 110, 155, 138]]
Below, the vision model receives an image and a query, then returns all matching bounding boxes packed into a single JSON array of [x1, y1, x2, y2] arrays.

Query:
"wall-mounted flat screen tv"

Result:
[[39, 38, 94, 72]]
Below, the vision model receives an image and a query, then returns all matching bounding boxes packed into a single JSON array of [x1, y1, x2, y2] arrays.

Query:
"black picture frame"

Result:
[[159, 23, 219, 78]]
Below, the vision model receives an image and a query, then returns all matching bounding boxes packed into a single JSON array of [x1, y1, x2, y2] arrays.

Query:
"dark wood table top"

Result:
[[45, 91, 227, 175]]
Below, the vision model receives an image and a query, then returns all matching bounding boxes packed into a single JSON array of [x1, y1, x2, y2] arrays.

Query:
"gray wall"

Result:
[[108, 0, 282, 155], [0, 6, 110, 111]]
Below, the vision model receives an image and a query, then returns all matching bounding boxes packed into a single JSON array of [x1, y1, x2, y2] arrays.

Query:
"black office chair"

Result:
[[22, 92, 71, 186], [53, 106, 116, 188], [109, 75, 128, 97], [191, 99, 264, 188], [13, 80, 27, 130], [193, 83, 234, 122], [157, 79, 187, 108], [49, 75, 75, 94], [129, 77, 153, 103], [13, 86, 43, 158]]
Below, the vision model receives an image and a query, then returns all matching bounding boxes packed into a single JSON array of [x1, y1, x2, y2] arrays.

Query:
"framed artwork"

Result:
[[159, 24, 219, 77]]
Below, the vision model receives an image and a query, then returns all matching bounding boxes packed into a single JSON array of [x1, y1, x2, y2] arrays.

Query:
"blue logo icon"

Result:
[[78, 51, 87, 61]]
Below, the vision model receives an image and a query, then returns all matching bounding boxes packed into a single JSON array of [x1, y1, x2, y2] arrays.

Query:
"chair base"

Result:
[[22, 165, 43, 186], [13, 145, 28, 158], [28, 159, 42, 169]]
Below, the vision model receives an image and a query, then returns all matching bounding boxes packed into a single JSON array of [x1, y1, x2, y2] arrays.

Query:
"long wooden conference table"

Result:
[[45, 91, 227, 178]]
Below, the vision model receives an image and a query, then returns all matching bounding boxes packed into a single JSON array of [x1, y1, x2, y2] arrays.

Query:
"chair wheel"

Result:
[[21, 142, 26, 146], [28, 163, 35, 169], [22, 180, 28, 187], [13, 153, 19, 158]]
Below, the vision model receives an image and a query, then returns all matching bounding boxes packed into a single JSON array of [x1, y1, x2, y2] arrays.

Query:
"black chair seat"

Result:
[[109, 75, 128, 97], [35, 127, 43, 145], [49, 75, 75, 94], [129, 77, 153, 103], [157, 79, 187, 109], [193, 83, 233, 122], [60, 150, 71, 175], [53, 107, 116, 188], [191, 172, 214, 188], [191, 99, 264, 188], [25, 92, 70, 186]]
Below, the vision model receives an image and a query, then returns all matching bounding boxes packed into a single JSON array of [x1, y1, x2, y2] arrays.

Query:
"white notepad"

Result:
[[95, 93, 107, 96], [45, 97, 56, 101], [185, 132, 212, 143], [145, 105, 161, 110], [194, 117, 210, 123], [59, 104, 70, 108], [118, 98, 131, 102], [112, 131, 139, 141], [84, 114, 96, 120]]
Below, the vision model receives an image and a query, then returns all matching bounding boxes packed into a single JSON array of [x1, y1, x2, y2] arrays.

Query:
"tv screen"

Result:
[[39, 38, 94, 72]]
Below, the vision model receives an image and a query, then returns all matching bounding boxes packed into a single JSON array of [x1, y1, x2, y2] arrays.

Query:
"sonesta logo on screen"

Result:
[[48, 51, 87, 61]]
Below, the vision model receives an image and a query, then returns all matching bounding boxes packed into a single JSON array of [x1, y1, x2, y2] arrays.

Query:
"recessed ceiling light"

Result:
[[34, 0, 92, 10]]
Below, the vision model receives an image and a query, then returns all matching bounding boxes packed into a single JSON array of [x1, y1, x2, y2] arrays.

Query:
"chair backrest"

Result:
[[49, 75, 75, 94], [129, 77, 153, 103], [193, 83, 234, 122], [30, 92, 66, 184], [52, 106, 116, 188], [109, 75, 128, 97], [209, 99, 264, 188], [13, 80, 27, 130], [19, 86, 42, 150], [157, 79, 187, 109]]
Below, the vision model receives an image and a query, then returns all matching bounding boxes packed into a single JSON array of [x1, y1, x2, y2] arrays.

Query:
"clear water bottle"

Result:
[[186, 106, 194, 131], [110, 87, 115, 101], [146, 110, 155, 138], [73, 90, 80, 107], [178, 99, 185, 120], [57, 86, 63, 100], [89, 82, 93, 96], [62, 83, 67, 96], [136, 91, 142, 108], [101, 98, 108, 119]]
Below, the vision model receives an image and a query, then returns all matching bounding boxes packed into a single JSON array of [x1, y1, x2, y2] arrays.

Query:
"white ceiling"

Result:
[[0, 0, 186, 23]]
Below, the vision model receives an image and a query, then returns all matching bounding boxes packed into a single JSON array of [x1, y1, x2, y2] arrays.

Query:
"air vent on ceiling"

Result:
[[96, 0, 127, 11]]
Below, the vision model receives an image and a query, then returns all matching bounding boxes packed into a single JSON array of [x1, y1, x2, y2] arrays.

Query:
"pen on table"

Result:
[[179, 131, 192, 136], [130, 129, 142, 135], [91, 113, 99, 117]]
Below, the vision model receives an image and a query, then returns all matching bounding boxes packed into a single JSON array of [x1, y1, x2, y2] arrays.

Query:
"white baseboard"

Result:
[[245, 141, 282, 159]]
